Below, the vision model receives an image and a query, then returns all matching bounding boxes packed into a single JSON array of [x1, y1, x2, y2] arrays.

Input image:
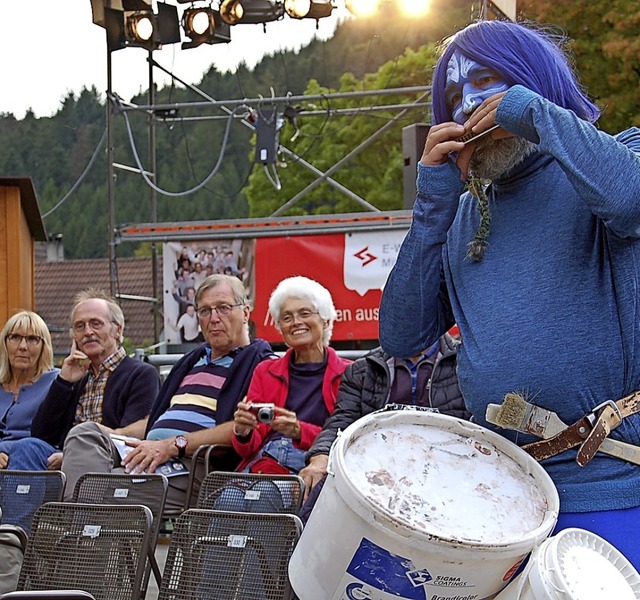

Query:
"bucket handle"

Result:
[[326, 429, 345, 477]]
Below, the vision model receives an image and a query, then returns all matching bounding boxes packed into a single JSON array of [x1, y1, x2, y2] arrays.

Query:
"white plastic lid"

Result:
[[545, 528, 640, 600]]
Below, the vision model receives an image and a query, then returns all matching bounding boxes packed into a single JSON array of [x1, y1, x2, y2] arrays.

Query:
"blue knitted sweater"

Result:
[[379, 85, 640, 512]]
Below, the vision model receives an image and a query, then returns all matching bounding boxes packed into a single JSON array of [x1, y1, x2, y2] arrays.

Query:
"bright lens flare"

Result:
[[133, 16, 153, 41], [399, 0, 430, 17], [346, 0, 381, 18], [191, 11, 211, 35]]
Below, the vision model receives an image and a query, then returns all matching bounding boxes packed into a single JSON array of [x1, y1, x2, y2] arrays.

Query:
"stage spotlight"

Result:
[[219, 0, 285, 25], [284, 0, 332, 19], [105, 1, 180, 51], [126, 10, 155, 43], [182, 7, 231, 48]]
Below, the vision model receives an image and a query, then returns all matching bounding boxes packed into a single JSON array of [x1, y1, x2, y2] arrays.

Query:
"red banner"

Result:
[[254, 234, 387, 343]]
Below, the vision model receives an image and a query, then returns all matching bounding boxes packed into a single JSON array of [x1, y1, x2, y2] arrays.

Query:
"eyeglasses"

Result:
[[278, 309, 319, 326], [6, 334, 43, 347], [196, 303, 243, 319], [72, 319, 112, 334]]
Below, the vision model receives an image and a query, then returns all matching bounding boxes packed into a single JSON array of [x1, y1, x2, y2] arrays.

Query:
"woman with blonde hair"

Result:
[[0, 310, 59, 469]]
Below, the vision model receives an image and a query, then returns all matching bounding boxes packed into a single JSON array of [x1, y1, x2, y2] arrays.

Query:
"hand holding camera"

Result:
[[233, 400, 301, 441], [249, 403, 276, 424]]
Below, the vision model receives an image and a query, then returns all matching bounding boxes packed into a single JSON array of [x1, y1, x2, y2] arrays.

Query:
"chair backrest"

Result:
[[71, 473, 168, 544], [0, 471, 66, 534], [0, 591, 97, 600], [159, 508, 303, 600], [18, 502, 152, 600], [196, 471, 306, 514]]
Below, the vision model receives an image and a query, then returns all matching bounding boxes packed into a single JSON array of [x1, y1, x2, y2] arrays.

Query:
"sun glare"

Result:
[[346, 0, 381, 18], [398, 0, 431, 17]]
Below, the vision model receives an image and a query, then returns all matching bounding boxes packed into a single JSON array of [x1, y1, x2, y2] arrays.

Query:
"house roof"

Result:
[[35, 257, 160, 357], [0, 177, 47, 241]]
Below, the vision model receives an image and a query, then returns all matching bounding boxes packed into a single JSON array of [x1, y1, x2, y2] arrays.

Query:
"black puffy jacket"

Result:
[[307, 334, 469, 460]]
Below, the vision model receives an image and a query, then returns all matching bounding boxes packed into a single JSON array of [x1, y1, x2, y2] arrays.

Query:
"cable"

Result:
[[262, 162, 282, 190], [42, 128, 107, 219], [179, 116, 251, 200], [116, 98, 247, 197]]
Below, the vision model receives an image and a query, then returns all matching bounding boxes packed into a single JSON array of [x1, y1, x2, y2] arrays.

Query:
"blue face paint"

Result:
[[445, 51, 510, 124]]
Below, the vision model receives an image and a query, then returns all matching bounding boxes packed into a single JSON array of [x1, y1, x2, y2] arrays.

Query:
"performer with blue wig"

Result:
[[380, 19, 640, 567]]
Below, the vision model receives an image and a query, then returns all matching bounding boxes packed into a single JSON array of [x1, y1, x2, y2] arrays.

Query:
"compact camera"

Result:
[[250, 403, 275, 424]]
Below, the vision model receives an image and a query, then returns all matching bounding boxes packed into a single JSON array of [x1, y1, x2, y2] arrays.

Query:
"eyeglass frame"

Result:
[[278, 309, 320, 326], [71, 318, 117, 334], [196, 303, 244, 319], [5, 333, 43, 347]]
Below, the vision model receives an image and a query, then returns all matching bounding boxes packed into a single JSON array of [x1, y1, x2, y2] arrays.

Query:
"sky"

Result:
[[0, 1, 346, 119]]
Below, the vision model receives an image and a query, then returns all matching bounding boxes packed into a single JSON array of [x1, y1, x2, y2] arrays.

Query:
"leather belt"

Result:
[[523, 391, 640, 466]]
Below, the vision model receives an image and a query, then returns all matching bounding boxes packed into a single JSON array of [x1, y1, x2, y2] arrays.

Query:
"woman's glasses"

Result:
[[6, 334, 43, 347]]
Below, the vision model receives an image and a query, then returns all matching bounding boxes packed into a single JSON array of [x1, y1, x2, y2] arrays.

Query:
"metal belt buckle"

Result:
[[585, 399, 623, 428]]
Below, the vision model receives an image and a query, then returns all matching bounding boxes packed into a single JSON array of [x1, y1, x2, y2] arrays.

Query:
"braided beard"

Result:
[[465, 135, 537, 261], [469, 135, 537, 181]]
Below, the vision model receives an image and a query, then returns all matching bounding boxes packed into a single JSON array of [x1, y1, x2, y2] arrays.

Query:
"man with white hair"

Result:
[[9, 288, 159, 470]]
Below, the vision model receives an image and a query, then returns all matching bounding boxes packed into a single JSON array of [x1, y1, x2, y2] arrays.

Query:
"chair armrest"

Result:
[[183, 444, 239, 511]]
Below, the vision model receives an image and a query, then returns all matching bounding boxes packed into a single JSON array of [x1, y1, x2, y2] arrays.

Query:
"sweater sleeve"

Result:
[[379, 161, 461, 358], [497, 85, 640, 239], [31, 375, 82, 447], [114, 361, 160, 428], [231, 363, 271, 459]]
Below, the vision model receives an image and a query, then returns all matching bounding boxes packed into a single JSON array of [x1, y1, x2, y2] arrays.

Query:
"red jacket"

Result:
[[232, 346, 351, 468]]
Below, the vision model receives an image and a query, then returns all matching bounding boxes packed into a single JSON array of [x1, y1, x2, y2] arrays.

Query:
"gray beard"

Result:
[[469, 136, 537, 181]]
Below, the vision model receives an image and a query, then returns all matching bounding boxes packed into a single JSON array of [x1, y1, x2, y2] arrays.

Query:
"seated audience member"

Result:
[[0, 311, 59, 469], [298, 332, 468, 519], [59, 274, 275, 510], [9, 290, 159, 471], [231, 276, 351, 475]]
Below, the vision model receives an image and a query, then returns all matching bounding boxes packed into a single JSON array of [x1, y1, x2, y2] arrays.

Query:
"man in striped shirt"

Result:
[[60, 274, 274, 510]]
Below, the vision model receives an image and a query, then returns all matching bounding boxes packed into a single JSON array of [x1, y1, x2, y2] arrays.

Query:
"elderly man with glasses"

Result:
[[9, 289, 160, 472], [58, 274, 274, 511]]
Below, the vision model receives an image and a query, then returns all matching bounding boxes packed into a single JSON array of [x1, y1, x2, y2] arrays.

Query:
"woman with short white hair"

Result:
[[231, 276, 351, 474]]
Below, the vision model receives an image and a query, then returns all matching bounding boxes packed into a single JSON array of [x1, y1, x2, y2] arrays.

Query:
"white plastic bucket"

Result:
[[494, 528, 640, 599], [289, 410, 559, 600]]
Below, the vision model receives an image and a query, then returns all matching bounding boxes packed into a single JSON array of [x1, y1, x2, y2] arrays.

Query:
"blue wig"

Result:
[[431, 20, 600, 125]]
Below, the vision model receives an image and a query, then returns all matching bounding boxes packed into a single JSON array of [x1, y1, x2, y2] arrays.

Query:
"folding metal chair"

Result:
[[196, 471, 306, 515], [159, 444, 241, 537], [158, 509, 303, 600], [17, 502, 153, 600], [71, 473, 168, 598], [180, 444, 241, 512], [0, 471, 66, 534]]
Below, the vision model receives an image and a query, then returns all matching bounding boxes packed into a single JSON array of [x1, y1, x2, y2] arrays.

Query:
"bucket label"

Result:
[[331, 538, 482, 600], [332, 538, 430, 600]]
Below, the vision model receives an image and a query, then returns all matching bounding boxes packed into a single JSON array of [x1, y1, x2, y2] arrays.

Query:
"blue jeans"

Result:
[[2, 437, 56, 470]]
